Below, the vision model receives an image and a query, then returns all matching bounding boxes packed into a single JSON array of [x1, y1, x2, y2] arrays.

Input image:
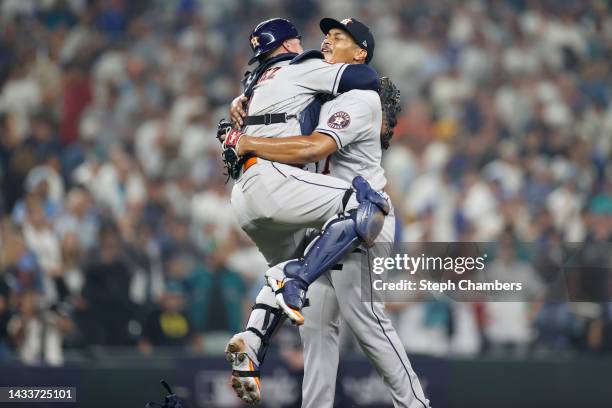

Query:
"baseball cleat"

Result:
[[225, 335, 261, 405], [267, 277, 305, 325]]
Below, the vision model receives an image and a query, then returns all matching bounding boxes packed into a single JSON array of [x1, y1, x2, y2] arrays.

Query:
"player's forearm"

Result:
[[239, 135, 322, 164]]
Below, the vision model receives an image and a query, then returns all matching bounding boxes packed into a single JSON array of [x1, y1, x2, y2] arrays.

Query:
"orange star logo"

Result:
[[250, 36, 260, 48]]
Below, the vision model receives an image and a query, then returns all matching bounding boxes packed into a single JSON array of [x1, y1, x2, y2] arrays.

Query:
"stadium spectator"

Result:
[[7, 290, 73, 366], [137, 282, 203, 355], [80, 221, 134, 346]]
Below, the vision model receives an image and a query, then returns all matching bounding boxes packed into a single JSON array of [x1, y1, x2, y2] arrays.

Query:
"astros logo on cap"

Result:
[[341, 18, 353, 25], [250, 36, 260, 48]]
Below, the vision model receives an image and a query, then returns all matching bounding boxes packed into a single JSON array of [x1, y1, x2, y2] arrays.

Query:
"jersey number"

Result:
[[257, 67, 282, 84]]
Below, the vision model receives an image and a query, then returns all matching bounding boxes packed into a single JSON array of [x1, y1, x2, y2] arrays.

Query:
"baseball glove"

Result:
[[217, 119, 244, 181], [379, 76, 401, 150]]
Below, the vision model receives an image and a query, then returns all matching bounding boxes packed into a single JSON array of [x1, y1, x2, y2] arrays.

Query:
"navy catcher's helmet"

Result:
[[248, 18, 300, 65]]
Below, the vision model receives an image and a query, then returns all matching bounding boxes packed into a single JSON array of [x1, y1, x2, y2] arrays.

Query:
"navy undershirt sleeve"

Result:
[[337, 64, 380, 93]]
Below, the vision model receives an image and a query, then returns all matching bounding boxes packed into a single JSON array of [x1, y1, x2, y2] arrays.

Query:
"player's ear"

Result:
[[283, 38, 302, 54], [354, 48, 367, 64], [281, 40, 290, 52]]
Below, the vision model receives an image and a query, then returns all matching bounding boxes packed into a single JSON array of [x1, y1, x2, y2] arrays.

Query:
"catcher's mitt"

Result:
[[217, 119, 244, 181], [379, 77, 401, 150]]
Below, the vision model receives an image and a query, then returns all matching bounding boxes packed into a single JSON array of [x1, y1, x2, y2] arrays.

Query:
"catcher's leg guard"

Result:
[[239, 285, 287, 364], [353, 175, 390, 216], [352, 176, 389, 246], [273, 176, 390, 314], [246, 304, 286, 364]]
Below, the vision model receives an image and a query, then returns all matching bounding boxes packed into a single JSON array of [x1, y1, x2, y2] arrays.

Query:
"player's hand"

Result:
[[230, 94, 248, 127]]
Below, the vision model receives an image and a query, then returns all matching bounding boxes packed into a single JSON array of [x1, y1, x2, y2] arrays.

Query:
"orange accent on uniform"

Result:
[[249, 360, 261, 389], [291, 309, 304, 321], [243, 157, 258, 172]]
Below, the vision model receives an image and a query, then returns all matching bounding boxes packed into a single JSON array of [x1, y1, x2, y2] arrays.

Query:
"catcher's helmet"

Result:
[[248, 18, 300, 65]]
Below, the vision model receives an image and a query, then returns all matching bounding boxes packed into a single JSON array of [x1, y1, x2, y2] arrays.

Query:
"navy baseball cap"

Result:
[[320, 17, 375, 64]]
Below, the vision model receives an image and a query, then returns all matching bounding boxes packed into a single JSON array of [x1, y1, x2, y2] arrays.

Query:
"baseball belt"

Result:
[[244, 113, 296, 126]]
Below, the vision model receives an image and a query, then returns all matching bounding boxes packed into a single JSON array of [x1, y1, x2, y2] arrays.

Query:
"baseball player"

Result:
[[214, 17, 395, 404], [221, 18, 431, 408]]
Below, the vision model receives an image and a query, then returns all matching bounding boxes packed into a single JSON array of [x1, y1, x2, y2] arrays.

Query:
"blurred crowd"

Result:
[[0, 0, 611, 366]]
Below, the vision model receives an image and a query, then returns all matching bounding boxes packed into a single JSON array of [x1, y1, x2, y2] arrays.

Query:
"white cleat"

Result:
[[225, 335, 261, 405], [266, 277, 305, 326]]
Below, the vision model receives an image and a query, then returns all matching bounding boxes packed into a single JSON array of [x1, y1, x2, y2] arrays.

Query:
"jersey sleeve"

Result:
[[314, 94, 375, 149], [296, 59, 348, 95], [296, 60, 380, 96], [337, 64, 379, 93]]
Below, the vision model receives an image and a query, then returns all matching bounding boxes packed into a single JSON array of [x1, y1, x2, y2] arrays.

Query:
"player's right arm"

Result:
[[238, 132, 337, 165], [233, 92, 374, 164]]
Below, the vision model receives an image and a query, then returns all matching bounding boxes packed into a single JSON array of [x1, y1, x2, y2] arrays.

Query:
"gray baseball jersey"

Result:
[[244, 58, 348, 138], [315, 90, 387, 191]]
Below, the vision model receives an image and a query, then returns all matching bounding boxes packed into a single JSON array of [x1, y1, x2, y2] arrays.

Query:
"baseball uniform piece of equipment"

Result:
[[248, 18, 300, 65], [225, 334, 262, 404], [320, 17, 375, 64], [379, 76, 401, 149], [273, 175, 389, 312]]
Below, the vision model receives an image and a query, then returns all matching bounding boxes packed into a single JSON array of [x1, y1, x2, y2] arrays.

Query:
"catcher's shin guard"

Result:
[[245, 285, 287, 364], [276, 176, 389, 314]]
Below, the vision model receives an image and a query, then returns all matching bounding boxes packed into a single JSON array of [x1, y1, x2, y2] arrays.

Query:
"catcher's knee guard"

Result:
[[280, 176, 389, 310], [352, 176, 389, 247], [244, 285, 286, 364]]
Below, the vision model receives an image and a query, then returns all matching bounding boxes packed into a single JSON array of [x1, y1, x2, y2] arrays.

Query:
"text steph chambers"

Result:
[[372, 279, 523, 293]]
